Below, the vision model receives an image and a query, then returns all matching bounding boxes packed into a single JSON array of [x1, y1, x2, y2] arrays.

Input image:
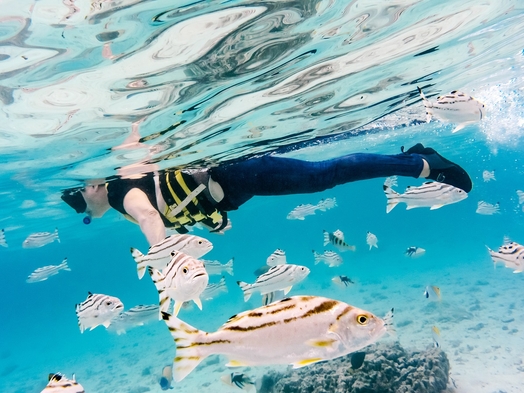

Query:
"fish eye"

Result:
[[198, 240, 203, 244], [183, 266, 188, 274], [105, 301, 113, 306], [356, 314, 368, 325]]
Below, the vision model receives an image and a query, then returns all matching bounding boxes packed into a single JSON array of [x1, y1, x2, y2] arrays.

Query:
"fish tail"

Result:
[[61, 258, 71, 271], [225, 258, 234, 276], [55, 228, 60, 243], [383, 185, 400, 213], [148, 267, 170, 318], [322, 231, 330, 246], [312, 250, 321, 265], [237, 281, 252, 302], [131, 248, 147, 279], [161, 312, 209, 382]]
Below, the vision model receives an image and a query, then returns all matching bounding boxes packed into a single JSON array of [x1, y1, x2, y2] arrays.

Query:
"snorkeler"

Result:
[[61, 143, 472, 246]]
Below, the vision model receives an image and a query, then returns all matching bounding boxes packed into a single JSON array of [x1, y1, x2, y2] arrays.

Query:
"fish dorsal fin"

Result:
[[333, 229, 344, 240], [87, 291, 93, 297]]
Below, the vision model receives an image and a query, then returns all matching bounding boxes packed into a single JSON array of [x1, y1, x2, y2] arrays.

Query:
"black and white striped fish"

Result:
[[161, 296, 394, 382], [26, 258, 70, 283], [266, 248, 287, 266], [41, 372, 85, 393], [22, 228, 60, 248], [75, 292, 124, 333], [287, 203, 317, 220], [384, 182, 467, 213], [313, 250, 343, 267], [131, 234, 213, 279], [107, 304, 159, 335], [476, 201, 500, 215], [323, 230, 355, 252], [487, 241, 524, 273], [202, 257, 234, 276], [148, 250, 209, 317], [201, 276, 228, 300], [0, 229, 7, 247], [418, 87, 485, 133], [237, 264, 310, 302]]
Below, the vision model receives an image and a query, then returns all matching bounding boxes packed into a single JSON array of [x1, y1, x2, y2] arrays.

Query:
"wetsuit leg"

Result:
[[210, 153, 423, 210]]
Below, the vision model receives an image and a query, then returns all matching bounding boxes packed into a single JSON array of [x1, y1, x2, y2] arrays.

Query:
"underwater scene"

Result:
[[1, 0, 524, 392]]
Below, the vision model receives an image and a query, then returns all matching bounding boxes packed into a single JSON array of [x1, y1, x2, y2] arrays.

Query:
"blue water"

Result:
[[1, 1, 524, 392]]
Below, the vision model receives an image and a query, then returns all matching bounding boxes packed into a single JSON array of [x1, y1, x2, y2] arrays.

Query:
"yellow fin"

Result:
[[292, 358, 323, 368], [226, 359, 250, 367], [305, 338, 337, 348], [283, 286, 293, 295], [173, 300, 183, 316]]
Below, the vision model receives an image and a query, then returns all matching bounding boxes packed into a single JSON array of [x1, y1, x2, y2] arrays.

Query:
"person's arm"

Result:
[[122, 188, 166, 246]]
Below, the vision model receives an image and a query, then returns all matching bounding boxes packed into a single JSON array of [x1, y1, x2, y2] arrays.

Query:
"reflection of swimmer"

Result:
[[62, 143, 472, 246], [159, 365, 173, 390]]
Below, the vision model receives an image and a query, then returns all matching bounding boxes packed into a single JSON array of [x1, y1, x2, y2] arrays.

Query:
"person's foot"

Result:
[[402, 143, 473, 193]]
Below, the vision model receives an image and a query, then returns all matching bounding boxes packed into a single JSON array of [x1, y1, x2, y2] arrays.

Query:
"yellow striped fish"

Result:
[[162, 295, 394, 382], [41, 373, 84, 393]]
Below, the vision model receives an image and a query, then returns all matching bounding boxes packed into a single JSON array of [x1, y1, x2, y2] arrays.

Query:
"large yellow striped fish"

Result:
[[162, 295, 394, 382]]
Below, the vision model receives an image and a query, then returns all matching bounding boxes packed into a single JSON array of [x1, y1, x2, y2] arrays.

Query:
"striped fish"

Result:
[[487, 241, 524, 273], [161, 296, 394, 382], [384, 182, 467, 213], [237, 264, 310, 302], [203, 257, 234, 276], [26, 258, 70, 283], [201, 276, 228, 300], [266, 249, 287, 266], [366, 232, 378, 250], [418, 87, 485, 133], [476, 201, 500, 215], [0, 229, 7, 247], [287, 203, 317, 220], [482, 170, 496, 182], [148, 250, 209, 317], [131, 234, 213, 279], [22, 228, 60, 248], [41, 373, 85, 393], [313, 250, 343, 267], [323, 230, 356, 252], [107, 304, 159, 335], [75, 292, 124, 333]]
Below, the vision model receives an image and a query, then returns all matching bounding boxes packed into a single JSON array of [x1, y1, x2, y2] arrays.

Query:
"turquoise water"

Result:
[[1, 1, 524, 392]]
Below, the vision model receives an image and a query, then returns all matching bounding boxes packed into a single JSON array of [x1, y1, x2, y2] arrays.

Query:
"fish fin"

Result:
[[384, 308, 396, 336], [161, 312, 208, 382], [116, 329, 126, 335], [305, 338, 337, 348], [429, 204, 444, 210], [513, 270, 522, 274], [452, 123, 466, 133], [237, 281, 252, 302], [383, 185, 400, 213], [291, 358, 324, 368], [102, 321, 111, 328], [193, 297, 203, 310], [405, 205, 418, 210], [173, 300, 183, 316], [226, 359, 250, 367], [131, 247, 147, 279], [283, 286, 293, 295], [349, 245, 356, 252], [225, 258, 234, 276]]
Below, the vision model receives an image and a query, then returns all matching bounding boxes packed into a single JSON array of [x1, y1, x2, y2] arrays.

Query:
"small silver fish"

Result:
[[487, 241, 524, 273], [323, 230, 356, 252], [75, 292, 124, 333], [131, 234, 213, 279], [384, 176, 398, 188], [148, 250, 209, 317], [237, 264, 310, 302], [482, 170, 496, 182], [313, 250, 343, 267], [203, 257, 234, 276], [162, 296, 394, 382], [266, 249, 287, 266], [22, 228, 60, 248], [418, 87, 485, 133], [107, 304, 159, 335], [424, 285, 441, 301], [221, 372, 255, 391], [201, 276, 228, 300], [287, 203, 317, 220], [476, 201, 500, 215], [41, 373, 85, 393], [366, 232, 378, 250], [316, 197, 337, 211], [405, 246, 426, 258], [432, 326, 441, 348], [26, 258, 70, 283], [332, 275, 355, 288], [0, 229, 7, 247], [384, 182, 467, 213]]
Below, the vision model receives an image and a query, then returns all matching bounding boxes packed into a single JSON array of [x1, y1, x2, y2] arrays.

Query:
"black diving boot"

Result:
[[402, 143, 472, 193]]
